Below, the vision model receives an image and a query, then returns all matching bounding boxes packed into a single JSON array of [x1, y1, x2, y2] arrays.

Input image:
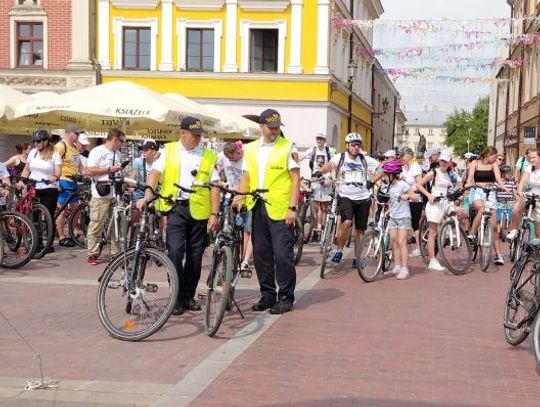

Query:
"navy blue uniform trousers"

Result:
[[251, 202, 296, 301], [166, 204, 208, 304]]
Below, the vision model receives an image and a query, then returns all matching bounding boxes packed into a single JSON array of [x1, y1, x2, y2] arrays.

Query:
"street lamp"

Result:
[[347, 59, 358, 133], [467, 127, 471, 153], [373, 96, 389, 118]]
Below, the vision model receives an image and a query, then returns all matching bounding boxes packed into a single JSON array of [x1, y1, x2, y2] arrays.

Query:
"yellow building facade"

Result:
[[96, 0, 382, 151]]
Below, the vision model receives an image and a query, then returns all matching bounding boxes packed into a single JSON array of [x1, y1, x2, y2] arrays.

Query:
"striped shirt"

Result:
[[496, 180, 516, 202]]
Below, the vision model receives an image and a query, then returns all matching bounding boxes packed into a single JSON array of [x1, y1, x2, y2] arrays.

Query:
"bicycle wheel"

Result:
[[479, 217, 493, 272], [503, 257, 538, 345], [204, 245, 233, 337], [356, 229, 383, 282], [301, 203, 314, 244], [293, 217, 304, 265], [320, 216, 336, 278], [31, 203, 54, 259], [437, 220, 472, 275], [97, 247, 178, 341], [0, 211, 38, 269], [68, 203, 89, 248], [419, 215, 430, 265], [533, 311, 540, 366]]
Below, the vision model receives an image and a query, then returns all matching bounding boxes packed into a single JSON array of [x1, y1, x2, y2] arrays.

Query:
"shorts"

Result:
[[58, 179, 79, 205], [388, 217, 412, 230], [469, 187, 496, 209], [425, 201, 446, 224], [235, 211, 252, 233], [338, 197, 371, 231]]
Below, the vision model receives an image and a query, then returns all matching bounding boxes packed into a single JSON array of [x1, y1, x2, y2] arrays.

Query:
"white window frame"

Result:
[[112, 17, 158, 71], [240, 19, 287, 74], [176, 18, 222, 72], [10, 14, 47, 69]]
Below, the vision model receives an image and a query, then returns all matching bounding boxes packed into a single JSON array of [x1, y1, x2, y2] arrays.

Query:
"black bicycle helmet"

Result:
[[32, 129, 50, 143], [500, 164, 511, 173]]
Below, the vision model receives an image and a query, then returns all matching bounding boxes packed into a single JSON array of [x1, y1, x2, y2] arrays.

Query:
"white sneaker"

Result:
[[396, 267, 410, 280], [428, 258, 446, 272], [506, 229, 517, 241], [409, 248, 421, 257], [240, 261, 249, 271], [384, 265, 401, 276]]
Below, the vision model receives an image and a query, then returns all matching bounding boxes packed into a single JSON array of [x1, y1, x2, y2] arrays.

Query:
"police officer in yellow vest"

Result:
[[236, 109, 300, 314], [137, 117, 220, 316]]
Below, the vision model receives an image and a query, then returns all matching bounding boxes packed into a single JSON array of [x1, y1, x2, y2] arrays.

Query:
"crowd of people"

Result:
[[5, 112, 539, 316]]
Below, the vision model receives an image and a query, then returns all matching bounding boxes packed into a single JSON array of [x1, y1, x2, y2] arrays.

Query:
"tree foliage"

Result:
[[444, 96, 489, 157]]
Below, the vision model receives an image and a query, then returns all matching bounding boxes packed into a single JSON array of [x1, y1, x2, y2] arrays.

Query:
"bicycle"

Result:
[[54, 175, 91, 243], [194, 183, 265, 336], [503, 238, 540, 347], [469, 186, 497, 272], [298, 177, 314, 244], [319, 182, 339, 278], [356, 190, 393, 283], [96, 185, 178, 341], [434, 188, 473, 275], [510, 193, 539, 263], [0, 199, 38, 269], [13, 176, 54, 259]]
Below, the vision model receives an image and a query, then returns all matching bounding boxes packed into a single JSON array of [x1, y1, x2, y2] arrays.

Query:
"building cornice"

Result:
[[175, 0, 225, 10], [111, 0, 160, 9], [238, 0, 290, 11]]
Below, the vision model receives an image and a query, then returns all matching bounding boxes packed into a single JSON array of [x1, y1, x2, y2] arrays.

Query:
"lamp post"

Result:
[[347, 59, 358, 134], [467, 127, 471, 153]]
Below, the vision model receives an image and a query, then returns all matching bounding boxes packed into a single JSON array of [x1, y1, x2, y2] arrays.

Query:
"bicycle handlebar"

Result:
[[12, 175, 53, 185]]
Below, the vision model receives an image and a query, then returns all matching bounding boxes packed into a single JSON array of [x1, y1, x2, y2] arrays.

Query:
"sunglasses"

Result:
[[34, 140, 44, 143], [349, 143, 361, 148]]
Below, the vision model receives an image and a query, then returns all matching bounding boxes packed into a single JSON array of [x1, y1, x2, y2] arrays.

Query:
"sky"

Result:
[[374, 0, 511, 114]]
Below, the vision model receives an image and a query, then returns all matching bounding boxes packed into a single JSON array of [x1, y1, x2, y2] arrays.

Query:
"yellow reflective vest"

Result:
[[244, 137, 293, 220], [155, 142, 217, 219]]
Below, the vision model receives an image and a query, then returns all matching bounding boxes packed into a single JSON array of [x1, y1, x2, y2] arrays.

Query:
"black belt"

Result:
[[176, 199, 189, 207]]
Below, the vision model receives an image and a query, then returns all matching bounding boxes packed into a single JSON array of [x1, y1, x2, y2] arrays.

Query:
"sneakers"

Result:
[[87, 256, 98, 266], [331, 251, 343, 263], [269, 297, 294, 314], [58, 238, 76, 247], [396, 267, 410, 280], [184, 298, 202, 311], [384, 265, 401, 276], [506, 229, 518, 241], [409, 248, 421, 257], [251, 297, 276, 312], [240, 261, 249, 271], [428, 258, 446, 272], [494, 254, 505, 266]]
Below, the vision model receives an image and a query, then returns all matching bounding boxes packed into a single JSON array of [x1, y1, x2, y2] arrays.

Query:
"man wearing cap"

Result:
[[55, 125, 84, 247], [301, 133, 335, 241], [137, 117, 220, 315], [235, 109, 300, 314], [76, 133, 90, 171]]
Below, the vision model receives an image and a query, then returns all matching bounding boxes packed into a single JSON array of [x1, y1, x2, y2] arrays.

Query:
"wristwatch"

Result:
[[288, 206, 297, 212]]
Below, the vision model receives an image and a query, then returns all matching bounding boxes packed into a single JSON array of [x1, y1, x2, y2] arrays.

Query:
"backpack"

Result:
[[57, 141, 68, 160], [309, 146, 332, 172]]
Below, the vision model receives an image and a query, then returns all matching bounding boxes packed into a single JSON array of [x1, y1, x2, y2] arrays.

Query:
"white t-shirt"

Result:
[[401, 162, 422, 188], [526, 166, 540, 195], [431, 168, 454, 197], [27, 148, 61, 190], [87, 145, 123, 198], [305, 145, 335, 173], [216, 153, 244, 190], [516, 156, 532, 174], [241, 139, 300, 190], [153, 143, 220, 200], [330, 153, 379, 200]]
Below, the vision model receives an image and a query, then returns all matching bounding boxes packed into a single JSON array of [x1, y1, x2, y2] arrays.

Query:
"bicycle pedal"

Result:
[[240, 270, 252, 278]]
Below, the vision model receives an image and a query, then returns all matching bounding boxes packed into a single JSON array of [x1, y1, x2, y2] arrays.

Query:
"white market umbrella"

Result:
[[0, 84, 35, 135], [9, 81, 221, 138], [203, 104, 261, 139]]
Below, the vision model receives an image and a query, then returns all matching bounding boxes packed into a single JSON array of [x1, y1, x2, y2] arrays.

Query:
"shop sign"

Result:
[[524, 126, 537, 145]]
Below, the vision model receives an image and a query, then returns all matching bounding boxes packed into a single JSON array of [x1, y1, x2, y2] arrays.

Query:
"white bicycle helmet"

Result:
[[345, 132, 362, 144]]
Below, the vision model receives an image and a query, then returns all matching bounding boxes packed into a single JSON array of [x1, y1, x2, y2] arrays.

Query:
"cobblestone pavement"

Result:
[[1, 242, 539, 406]]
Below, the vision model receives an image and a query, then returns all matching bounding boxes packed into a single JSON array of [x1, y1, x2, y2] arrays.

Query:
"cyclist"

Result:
[[465, 146, 508, 265], [318, 132, 379, 265], [416, 150, 463, 272], [55, 125, 85, 247], [515, 148, 535, 184], [381, 159, 419, 280], [514, 149, 540, 238], [4, 142, 30, 180], [399, 147, 424, 257], [19, 129, 62, 253], [495, 164, 517, 247], [301, 133, 335, 241], [76, 133, 91, 172], [217, 140, 253, 272]]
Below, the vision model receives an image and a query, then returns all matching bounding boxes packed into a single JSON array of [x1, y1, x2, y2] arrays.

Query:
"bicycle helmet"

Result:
[[500, 164, 511, 173], [32, 129, 50, 143], [345, 132, 362, 144], [381, 159, 402, 175]]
